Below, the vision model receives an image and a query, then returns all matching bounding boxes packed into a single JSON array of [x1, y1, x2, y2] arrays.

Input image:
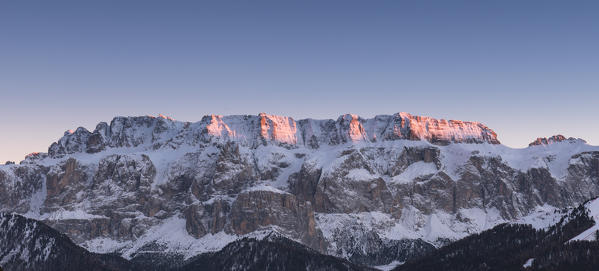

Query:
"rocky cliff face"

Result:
[[1, 113, 598, 268]]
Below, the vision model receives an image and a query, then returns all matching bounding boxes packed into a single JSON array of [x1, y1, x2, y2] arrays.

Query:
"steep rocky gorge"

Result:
[[1, 112, 598, 267]]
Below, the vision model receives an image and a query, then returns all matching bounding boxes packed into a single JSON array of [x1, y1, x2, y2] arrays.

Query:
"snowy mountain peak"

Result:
[[529, 135, 587, 147]]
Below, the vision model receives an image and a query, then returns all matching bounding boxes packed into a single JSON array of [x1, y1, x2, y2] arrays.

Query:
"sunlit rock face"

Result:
[[393, 112, 500, 145], [259, 113, 300, 145], [336, 114, 368, 143], [3, 112, 599, 267], [529, 134, 586, 146]]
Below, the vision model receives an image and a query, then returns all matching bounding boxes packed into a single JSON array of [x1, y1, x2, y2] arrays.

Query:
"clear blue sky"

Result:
[[1, 0, 598, 162]]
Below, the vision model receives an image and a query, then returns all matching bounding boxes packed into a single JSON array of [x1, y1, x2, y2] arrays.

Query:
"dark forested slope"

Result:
[[396, 201, 599, 271]]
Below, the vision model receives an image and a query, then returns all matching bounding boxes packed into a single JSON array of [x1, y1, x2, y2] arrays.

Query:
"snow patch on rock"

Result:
[[391, 161, 438, 184]]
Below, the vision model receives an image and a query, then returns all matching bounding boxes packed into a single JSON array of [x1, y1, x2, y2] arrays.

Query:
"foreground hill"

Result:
[[397, 198, 599, 271], [177, 235, 372, 271], [0, 213, 132, 271]]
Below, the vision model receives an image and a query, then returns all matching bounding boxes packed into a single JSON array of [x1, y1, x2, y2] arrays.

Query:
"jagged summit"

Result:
[[45, 112, 500, 158], [529, 135, 586, 147]]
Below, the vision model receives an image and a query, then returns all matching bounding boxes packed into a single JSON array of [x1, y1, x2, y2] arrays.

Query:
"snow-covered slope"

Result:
[[1, 112, 598, 267]]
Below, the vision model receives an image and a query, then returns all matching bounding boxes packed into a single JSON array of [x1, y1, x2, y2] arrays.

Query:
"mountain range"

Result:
[[1, 112, 598, 270]]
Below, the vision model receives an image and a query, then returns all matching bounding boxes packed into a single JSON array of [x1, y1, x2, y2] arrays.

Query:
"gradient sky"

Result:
[[1, 0, 598, 162]]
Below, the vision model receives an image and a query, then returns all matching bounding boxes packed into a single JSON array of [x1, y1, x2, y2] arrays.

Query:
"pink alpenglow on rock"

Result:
[[259, 113, 299, 145], [393, 112, 500, 145], [338, 114, 368, 142], [205, 115, 235, 138]]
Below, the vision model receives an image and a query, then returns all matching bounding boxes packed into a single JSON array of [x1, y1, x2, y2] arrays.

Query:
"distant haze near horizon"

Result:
[[1, 0, 598, 162]]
